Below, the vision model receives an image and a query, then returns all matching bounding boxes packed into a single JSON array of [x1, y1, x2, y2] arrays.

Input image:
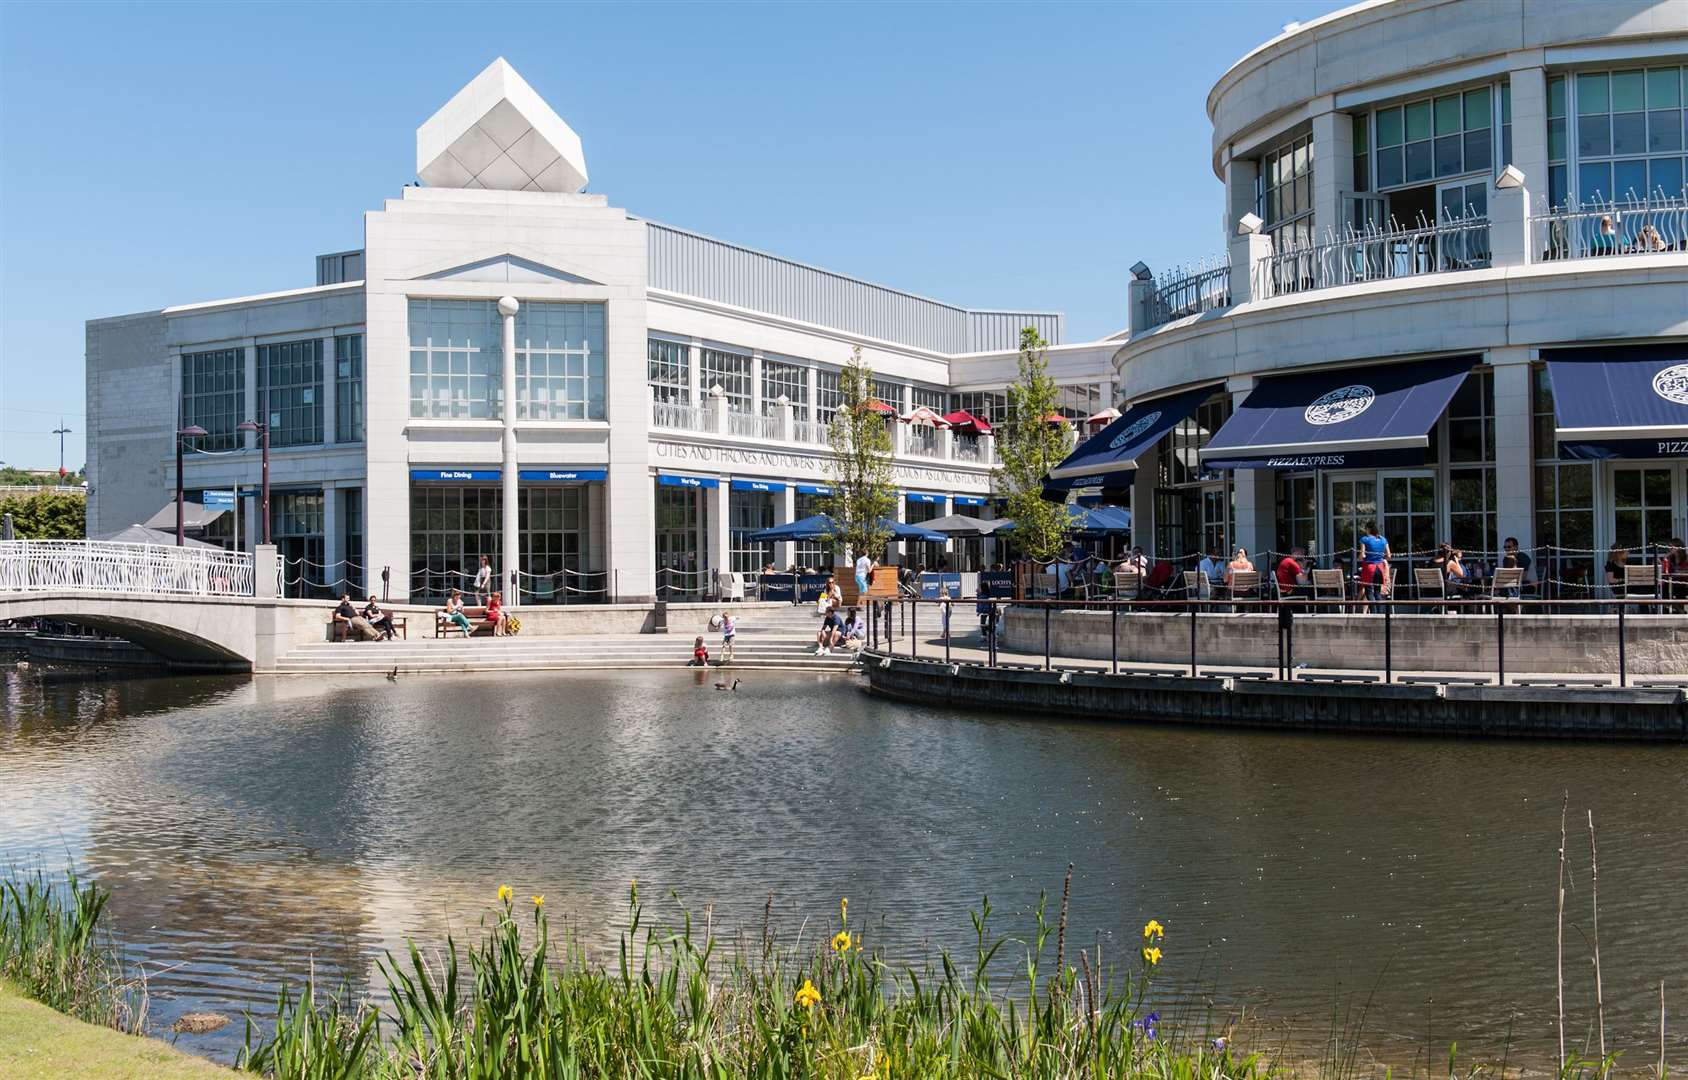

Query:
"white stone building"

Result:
[[1061, 0, 1688, 594], [86, 58, 1118, 603]]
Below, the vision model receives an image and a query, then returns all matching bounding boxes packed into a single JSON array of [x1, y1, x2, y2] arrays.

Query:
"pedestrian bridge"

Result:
[[0, 540, 313, 670]]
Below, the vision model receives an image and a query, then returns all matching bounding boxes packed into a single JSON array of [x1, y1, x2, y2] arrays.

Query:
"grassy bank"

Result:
[[0, 979, 229, 1079]]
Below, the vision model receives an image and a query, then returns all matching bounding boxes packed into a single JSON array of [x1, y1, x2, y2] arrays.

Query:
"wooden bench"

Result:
[[436, 607, 494, 638], [328, 614, 408, 642]]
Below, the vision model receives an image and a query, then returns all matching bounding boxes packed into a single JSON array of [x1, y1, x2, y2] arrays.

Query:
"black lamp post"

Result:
[[237, 418, 271, 544], [175, 425, 208, 546]]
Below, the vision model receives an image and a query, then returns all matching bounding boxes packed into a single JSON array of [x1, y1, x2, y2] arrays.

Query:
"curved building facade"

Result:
[[1086, 0, 1688, 591]]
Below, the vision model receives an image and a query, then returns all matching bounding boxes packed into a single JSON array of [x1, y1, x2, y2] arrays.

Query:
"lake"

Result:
[[1, 666, 1684, 1068]]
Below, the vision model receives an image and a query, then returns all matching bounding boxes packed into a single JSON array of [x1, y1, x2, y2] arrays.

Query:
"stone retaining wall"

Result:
[[865, 655, 1688, 741], [1000, 608, 1688, 677]]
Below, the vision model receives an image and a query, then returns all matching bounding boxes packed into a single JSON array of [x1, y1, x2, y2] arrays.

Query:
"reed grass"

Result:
[[0, 868, 142, 1032]]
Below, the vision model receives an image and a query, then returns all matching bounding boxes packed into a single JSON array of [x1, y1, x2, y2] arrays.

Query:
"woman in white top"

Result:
[[473, 555, 492, 606]]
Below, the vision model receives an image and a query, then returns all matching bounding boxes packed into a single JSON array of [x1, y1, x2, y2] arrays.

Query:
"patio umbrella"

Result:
[[917, 513, 1010, 538], [942, 409, 992, 434], [747, 513, 948, 543], [1087, 407, 1122, 425], [996, 505, 1131, 538], [900, 405, 950, 427], [96, 524, 223, 549]]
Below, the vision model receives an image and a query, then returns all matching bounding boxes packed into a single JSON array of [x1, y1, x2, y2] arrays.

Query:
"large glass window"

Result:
[[648, 338, 690, 405], [870, 379, 905, 411], [1532, 363, 1596, 596], [655, 485, 704, 598], [1256, 132, 1314, 250], [761, 359, 809, 420], [516, 302, 605, 421], [1055, 384, 1100, 420], [1366, 83, 1501, 195], [274, 490, 326, 597], [409, 299, 501, 419], [1568, 65, 1686, 205], [793, 490, 831, 570], [730, 489, 774, 573], [257, 340, 324, 447], [410, 486, 502, 601], [700, 348, 752, 412], [339, 487, 363, 594], [180, 347, 245, 452], [335, 334, 363, 442], [952, 390, 1007, 424], [1275, 474, 1317, 557], [520, 486, 586, 602], [815, 369, 842, 429], [910, 386, 946, 412]]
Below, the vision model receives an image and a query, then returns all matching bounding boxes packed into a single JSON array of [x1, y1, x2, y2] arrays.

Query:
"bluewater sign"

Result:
[[952, 495, 986, 507], [518, 469, 608, 482], [796, 483, 833, 496]]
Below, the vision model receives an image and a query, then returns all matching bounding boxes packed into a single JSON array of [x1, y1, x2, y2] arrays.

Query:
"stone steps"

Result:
[[273, 634, 860, 674]]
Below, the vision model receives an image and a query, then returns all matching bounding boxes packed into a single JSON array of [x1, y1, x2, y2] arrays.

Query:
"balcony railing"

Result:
[[651, 400, 708, 431], [1254, 214, 1491, 299], [953, 434, 984, 462], [1146, 256, 1231, 329], [793, 419, 829, 445], [728, 410, 782, 440], [1532, 194, 1688, 262], [905, 426, 941, 458]]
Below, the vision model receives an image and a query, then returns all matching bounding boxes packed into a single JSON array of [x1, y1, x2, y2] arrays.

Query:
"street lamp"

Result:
[[175, 426, 207, 546], [52, 422, 72, 478], [237, 418, 271, 544]]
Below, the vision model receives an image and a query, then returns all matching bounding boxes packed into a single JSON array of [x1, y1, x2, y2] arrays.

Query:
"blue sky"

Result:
[[0, 0, 1343, 470]]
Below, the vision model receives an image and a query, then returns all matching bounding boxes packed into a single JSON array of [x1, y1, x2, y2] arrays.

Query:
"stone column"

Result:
[[687, 340, 702, 406], [708, 480, 731, 594], [1131, 443, 1157, 556], [498, 296, 520, 608], [320, 332, 337, 445], [322, 480, 340, 594], [1310, 100, 1352, 242], [1490, 347, 1536, 556], [776, 483, 795, 570], [243, 343, 258, 450]]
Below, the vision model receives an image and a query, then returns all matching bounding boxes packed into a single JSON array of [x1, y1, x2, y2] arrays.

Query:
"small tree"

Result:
[[823, 346, 897, 564], [0, 491, 86, 539], [994, 327, 1074, 563]]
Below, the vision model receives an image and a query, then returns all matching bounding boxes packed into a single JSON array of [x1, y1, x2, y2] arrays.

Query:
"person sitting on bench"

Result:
[[364, 595, 397, 640], [483, 592, 506, 637], [442, 589, 473, 634], [334, 594, 380, 641]]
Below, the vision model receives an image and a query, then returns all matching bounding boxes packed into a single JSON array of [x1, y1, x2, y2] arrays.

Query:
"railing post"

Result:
[[989, 600, 998, 668], [1496, 604, 1505, 685], [1110, 604, 1119, 675], [943, 599, 951, 664], [1043, 604, 1052, 671], [911, 600, 917, 659], [1618, 601, 1627, 687], [1384, 600, 1392, 684], [1189, 596, 1198, 677], [254, 544, 278, 599]]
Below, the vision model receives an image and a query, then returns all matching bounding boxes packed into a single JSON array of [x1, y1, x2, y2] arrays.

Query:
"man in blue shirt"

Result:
[[1357, 522, 1392, 611]]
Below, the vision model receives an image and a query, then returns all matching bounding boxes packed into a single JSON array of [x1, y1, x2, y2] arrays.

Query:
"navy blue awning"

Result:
[[1545, 345, 1688, 459], [1201, 356, 1474, 470], [1046, 383, 1218, 489]]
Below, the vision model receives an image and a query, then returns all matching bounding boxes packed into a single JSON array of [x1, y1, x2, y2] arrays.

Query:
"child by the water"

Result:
[[691, 636, 709, 666], [720, 611, 737, 662]]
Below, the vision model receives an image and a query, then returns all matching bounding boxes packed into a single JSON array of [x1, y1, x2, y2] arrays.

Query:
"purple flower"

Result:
[[1132, 1012, 1160, 1041], [1213, 1037, 1228, 1052]]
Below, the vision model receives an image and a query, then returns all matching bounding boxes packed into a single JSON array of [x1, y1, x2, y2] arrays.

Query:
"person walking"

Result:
[[854, 547, 873, 598], [1357, 522, 1392, 611], [720, 610, 737, 662], [473, 555, 493, 606]]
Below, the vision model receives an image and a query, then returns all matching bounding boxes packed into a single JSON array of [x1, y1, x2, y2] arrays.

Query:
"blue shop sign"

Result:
[[200, 489, 235, 510], [412, 468, 501, 482], [906, 491, 945, 504], [952, 495, 985, 507], [519, 469, 607, 482], [658, 473, 718, 489], [795, 483, 833, 496], [730, 478, 787, 493]]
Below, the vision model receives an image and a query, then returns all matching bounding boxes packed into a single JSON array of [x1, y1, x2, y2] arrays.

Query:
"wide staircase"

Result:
[[273, 602, 858, 675]]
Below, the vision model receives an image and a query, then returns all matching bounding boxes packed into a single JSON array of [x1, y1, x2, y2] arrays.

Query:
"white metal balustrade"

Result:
[[1254, 215, 1491, 299], [1531, 195, 1688, 262], [651, 400, 708, 431], [728, 410, 782, 440], [0, 540, 255, 596]]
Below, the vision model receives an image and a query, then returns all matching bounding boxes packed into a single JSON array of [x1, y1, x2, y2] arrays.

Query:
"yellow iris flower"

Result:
[[831, 931, 853, 953], [1142, 946, 1163, 966], [497, 884, 513, 904], [795, 978, 821, 1008], [531, 895, 545, 908], [1143, 919, 1165, 941]]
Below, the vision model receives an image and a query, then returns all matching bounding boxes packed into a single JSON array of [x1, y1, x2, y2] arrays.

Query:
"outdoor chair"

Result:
[[1310, 569, 1346, 611], [1414, 568, 1447, 612], [1181, 570, 1202, 603], [1623, 563, 1660, 606], [1227, 570, 1261, 604], [1112, 570, 1143, 601]]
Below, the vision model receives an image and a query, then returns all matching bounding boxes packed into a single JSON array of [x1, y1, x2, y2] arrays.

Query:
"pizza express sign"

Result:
[[652, 441, 978, 487]]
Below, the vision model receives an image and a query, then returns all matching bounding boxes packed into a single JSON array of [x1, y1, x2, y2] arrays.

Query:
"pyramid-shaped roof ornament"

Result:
[[417, 58, 588, 193]]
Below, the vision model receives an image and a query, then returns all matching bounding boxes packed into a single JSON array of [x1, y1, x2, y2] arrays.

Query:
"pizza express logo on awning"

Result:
[[1108, 410, 1161, 450], [1652, 364, 1688, 405], [1304, 385, 1375, 426]]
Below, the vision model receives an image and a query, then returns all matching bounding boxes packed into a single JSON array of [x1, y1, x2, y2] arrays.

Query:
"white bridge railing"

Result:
[[0, 540, 254, 596]]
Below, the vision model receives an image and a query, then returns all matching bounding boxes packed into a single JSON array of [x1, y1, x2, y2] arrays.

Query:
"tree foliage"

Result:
[[822, 346, 897, 561], [993, 327, 1074, 563], [0, 492, 87, 539]]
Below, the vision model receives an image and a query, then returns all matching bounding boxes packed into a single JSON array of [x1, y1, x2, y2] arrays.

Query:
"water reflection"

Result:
[[1, 667, 1684, 1068]]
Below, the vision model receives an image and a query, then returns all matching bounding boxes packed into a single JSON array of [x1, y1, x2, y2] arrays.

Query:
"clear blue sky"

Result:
[[0, 0, 1343, 471]]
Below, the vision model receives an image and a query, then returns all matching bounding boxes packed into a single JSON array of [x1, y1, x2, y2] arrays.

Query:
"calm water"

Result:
[[1, 666, 1685, 1069]]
